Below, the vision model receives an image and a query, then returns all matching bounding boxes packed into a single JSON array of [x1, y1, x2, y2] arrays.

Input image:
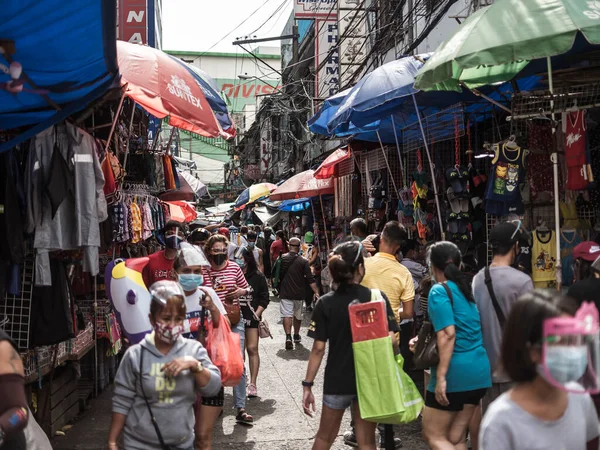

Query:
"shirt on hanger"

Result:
[[531, 230, 557, 284]]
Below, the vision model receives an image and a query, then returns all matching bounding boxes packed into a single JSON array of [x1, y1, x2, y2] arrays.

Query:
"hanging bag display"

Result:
[[413, 283, 453, 370], [205, 318, 243, 386]]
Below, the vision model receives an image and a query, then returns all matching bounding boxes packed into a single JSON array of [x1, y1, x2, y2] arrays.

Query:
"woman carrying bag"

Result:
[[302, 241, 399, 450], [235, 247, 270, 399], [108, 281, 221, 450], [417, 241, 491, 450]]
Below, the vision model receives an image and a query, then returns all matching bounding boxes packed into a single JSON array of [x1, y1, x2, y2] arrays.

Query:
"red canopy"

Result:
[[314, 147, 351, 179], [117, 41, 222, 138], [270, 170, 334, 201], [165, 201, 197, 223]]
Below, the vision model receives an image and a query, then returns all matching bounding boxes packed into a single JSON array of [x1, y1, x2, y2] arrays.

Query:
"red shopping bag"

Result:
[[205, 319, 243, 386]]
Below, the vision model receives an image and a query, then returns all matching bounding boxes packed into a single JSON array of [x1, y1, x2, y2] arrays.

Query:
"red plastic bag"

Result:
[[205, 318, 243, 387]]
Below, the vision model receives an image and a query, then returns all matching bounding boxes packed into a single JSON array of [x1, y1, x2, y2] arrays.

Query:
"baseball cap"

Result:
[[573, 241, 600, 261], [489, 221, 530, 248], [217, 227, 230, 238], [304, 231, 314, 244]]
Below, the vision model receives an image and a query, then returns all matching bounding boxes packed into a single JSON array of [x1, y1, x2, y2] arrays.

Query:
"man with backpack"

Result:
[[278, 237, 319, 350], [472, 221, 534, 411]]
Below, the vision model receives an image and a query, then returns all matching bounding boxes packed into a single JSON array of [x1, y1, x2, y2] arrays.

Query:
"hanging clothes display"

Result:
[[25, 123, 108, 286], [527, 122, 556, 201], [564, 110, 590, 191], [560, 228, 583, 287], [485, 139, 529, 216], [531, 229, 558, 289]]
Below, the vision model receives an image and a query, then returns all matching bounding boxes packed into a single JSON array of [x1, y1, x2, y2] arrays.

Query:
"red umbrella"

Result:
[[270, 170, 334, 201], [117, 41, 222, 138], [314, 147, 352, 179]]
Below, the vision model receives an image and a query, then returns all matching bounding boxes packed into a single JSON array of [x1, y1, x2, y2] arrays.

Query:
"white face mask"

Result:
[[154, 322, 183, 344]]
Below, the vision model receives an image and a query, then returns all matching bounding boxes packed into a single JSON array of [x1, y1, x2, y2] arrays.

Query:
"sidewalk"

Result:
[[51, 296, 427, 449]]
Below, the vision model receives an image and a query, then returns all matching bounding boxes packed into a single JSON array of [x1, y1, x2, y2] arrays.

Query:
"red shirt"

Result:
[[207, 261, 249, 303], [142, 250, 177, 287], [270, 239, 285, 261]]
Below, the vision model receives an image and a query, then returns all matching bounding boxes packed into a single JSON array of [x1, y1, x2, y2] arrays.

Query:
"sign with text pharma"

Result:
[[294, 0, 337, 18], [315, 19, 339, 100]]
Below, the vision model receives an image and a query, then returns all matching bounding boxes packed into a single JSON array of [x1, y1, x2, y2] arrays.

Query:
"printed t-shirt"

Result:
[[428, 281, 491, 393], [308, 284, 399, 395], [472, 266, 533, 383], [479, 387, 599, 450], [207, 261, 249, 303], [531, 230, 557, 285], [182, 287, 227, 339], [560, 229, 583, 286], [142, 250, 176, 287], [361, 252, 415, 324]]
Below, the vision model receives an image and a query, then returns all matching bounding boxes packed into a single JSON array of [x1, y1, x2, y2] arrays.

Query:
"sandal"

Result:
[[248, 383, 258, 398], [236, 409, 254, 426]]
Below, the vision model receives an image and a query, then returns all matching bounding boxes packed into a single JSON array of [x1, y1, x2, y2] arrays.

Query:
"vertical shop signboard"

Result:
[[315, 18, 339, 100], [118, 0, 148, 44], [260, 119, 272, 175], [294, 0, 337, 18], [338, 0, 368, 88]]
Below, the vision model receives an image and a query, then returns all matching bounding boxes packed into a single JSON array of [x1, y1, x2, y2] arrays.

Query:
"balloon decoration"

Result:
[[105, 258, 153, 344]]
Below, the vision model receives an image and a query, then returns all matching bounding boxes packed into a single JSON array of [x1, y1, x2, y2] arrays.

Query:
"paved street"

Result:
[[52, 296, 429, 449]]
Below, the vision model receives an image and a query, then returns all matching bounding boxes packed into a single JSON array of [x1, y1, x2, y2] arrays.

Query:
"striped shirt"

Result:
[[207, 261, 249, 303]]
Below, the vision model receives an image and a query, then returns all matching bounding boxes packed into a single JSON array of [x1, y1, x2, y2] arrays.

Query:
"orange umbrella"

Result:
[[314, 147, 351, 179], [117, 41, 222, 138], [270, 170, 334, 201]]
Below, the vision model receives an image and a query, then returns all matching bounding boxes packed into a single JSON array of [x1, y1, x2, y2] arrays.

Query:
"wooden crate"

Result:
[[36, 367, 81, 436]]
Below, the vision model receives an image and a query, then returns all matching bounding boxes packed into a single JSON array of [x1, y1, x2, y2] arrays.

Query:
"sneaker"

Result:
[[235, 409, 254, 426], [378, 437, 403, 449], [285, 338, 293, 350], [343, 430, 358, 448], [293, 334, 301, 344], [248, 383, 258, 398]]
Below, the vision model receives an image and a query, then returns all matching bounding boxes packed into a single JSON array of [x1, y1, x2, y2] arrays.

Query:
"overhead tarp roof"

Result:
[[253, 206, 283, 227], [205, 202, 235, 215], [0, 0, 118, 151]]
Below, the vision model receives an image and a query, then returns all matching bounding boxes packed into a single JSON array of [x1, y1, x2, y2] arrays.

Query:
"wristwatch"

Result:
[[191, 361, 203, 373], [302, 380, 314, 387]]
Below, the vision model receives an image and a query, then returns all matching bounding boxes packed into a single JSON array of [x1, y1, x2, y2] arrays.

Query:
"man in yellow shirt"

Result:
[[361, 221, 415, 325]]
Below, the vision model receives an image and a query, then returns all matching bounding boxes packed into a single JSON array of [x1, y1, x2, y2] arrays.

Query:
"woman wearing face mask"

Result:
[[235, 247, 270, 398], [246, 230, 265, 273], [108, 281, 221, 450], [302, 241, 400, 449], [479, 290, 599, 450], [205, 235, 254, 427], [174, 243, 228, 449], [420, 241, 491, 450]]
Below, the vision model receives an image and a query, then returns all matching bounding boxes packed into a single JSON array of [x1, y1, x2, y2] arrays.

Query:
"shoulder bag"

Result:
[[248, 302, 272, 339], [139, 348, 173, 450], [413, 282, 453, 370], [484, 267, 507, 328]]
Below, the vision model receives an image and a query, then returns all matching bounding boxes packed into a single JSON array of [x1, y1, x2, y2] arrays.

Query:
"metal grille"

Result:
[[360, 146, 402, 204], [0, 249, 35, 350], [402, 103, 465, 153]]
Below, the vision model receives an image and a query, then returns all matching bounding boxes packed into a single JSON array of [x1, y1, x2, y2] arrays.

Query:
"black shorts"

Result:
[[241, 306, 259, 328], [425, 388, 487, 412], [201, 386, 224, 407]]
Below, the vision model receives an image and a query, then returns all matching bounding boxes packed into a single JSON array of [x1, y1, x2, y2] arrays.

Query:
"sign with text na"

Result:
[[315, 19, 339, 100], [118, 0, 147, 44]]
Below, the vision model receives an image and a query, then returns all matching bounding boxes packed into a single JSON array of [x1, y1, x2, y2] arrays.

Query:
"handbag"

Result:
[[248, 302, 272, 339], [413, 282, 453, 370], [139, 348, 174, 450]]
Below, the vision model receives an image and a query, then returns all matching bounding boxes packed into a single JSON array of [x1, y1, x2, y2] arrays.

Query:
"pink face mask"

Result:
[[154, 322, 183, 344], [541, 302, 600, 394]]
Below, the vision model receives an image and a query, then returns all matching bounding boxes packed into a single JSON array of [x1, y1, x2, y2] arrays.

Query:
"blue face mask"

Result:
[[539, 345, 588, 384], [235, 258, 246, 269], [178, 273, 203, 291]]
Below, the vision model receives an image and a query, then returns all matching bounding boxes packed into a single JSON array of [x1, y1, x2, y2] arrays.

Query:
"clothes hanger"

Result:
[[536, 219, 550, 233]]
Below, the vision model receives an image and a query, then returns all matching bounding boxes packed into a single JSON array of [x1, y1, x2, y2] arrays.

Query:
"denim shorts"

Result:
[[323, 394, 357, 410]]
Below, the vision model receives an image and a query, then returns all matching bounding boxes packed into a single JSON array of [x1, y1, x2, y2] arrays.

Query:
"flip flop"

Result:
[[447, 187, 461, 214], [447, 212, 459, 234]]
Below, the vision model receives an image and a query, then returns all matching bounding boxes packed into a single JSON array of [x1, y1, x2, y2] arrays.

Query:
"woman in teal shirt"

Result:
[[422, 241, 491, 450]]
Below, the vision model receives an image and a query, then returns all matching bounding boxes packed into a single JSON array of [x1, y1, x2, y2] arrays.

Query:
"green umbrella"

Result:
[[414, 0, 600, 92]]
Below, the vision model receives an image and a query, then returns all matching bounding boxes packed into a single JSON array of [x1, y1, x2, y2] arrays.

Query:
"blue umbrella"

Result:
[[279, 198, 311, 212]]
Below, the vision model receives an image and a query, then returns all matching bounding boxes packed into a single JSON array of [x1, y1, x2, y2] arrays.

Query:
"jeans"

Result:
[[232, 320, 247, 409]]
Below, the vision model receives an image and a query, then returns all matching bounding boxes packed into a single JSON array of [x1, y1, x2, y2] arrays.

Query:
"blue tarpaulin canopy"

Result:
[[0, 0, 118, 150]]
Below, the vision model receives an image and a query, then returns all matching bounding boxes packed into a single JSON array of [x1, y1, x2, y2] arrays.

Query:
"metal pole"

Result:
[[122, 101, 136, 175], [376, 131, 400, 196], [390, 115, 406, 187], [547, 56, 562, 291], [105, 90, 127, 153], [93, 275, 98, 398], [411, 94, 444, 236]]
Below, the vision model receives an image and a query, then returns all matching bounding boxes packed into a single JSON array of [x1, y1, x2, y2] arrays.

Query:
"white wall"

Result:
[[173, 50, 282, 80]]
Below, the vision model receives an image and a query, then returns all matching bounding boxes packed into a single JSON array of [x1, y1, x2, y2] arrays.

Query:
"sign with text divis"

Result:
[[315, 19, 339, 99], [119, 0, 147, 44], [294, 0, 337, 18]]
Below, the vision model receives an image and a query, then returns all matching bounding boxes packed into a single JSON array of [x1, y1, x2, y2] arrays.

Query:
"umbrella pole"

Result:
[[547, 57, 562, 291], [376, 131, 400, 196], [411, 94, 444, 238], [390, 115, 407, 187], [319, 195, 331, 254], [122, 101, 137, 176], [105, 90, 127, 153]]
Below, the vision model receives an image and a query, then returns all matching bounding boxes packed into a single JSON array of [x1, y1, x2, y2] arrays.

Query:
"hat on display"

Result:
[[489, 221, 530, 248], [573, 241, 600, 262], [304, 231, 314, 244]]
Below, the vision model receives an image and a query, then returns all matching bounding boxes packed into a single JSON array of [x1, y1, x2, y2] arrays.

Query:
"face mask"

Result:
[[235, 258, 246, 269], [539, 345, 588, 384], [211, 253, 227, 266], [154, 322, 183, 344], [178, 273, 203, 291], [166, 235, 183, 249], [247, 242, 255, 249]]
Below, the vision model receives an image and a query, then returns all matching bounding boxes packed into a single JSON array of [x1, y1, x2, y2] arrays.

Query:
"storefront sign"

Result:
[[118, 0, 147, 44], [294, 0, 337, 18], [315, 19, 339, 99]]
